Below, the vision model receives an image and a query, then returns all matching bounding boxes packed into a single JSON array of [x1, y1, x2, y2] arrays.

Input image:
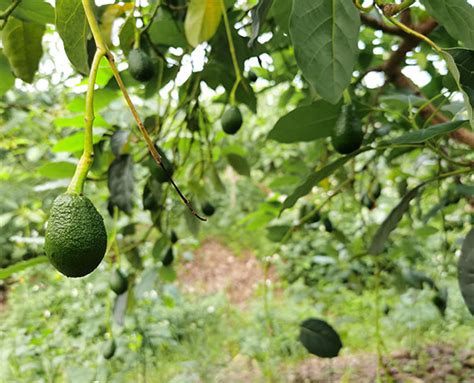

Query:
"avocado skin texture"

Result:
[[202, 202, 215, 217], [331, 104, 364, 154], [45, 193, 107, 278], [128, 49, 155, 82], [221, 106, 243, 135], [110, 269, 128, 295], [103, 339, 116, 360]]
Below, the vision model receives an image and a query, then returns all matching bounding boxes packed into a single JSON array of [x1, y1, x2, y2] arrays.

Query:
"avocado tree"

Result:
[[0, 0, 473, 371]]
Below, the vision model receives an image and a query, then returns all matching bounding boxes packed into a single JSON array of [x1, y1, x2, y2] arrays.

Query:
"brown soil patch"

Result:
[[287, 344, 474, 383], [178, 238, 276, 306]]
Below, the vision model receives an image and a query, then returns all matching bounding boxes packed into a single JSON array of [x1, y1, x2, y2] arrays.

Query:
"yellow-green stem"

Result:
[[387, 16, 442, 52], [67, 49, 105, 194], [219, 0, 242, 105], [81, 0, 205, 220]]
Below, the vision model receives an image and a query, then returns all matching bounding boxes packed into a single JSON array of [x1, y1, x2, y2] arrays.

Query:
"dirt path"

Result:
[[178, 238, 276, 306]]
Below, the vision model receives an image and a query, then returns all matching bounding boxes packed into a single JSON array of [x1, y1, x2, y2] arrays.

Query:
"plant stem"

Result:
[[81, 0, 205, 220], [0, 0, 22, 29], [67, 49, 105, 194], [387, 16, 442, 52], [219, 0, 243, 105], [380, 0, 415, 16]]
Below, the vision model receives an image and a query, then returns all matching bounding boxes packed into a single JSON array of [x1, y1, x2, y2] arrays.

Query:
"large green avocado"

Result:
[[331, 104, 364, 154], [221, 106, 243, 135], [44, 193, 107, 278], [128, 48, 155, 82]]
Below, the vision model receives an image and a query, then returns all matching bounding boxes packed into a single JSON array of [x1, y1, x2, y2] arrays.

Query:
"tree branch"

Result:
[[360, 13, 407, 36], [379, 17, 474, 148]]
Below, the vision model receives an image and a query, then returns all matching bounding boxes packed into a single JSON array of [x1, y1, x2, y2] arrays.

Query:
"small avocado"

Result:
[[162, 247, 174, 266], [202, 202, 215, 217], [109, 269, 128, 295], [221, 106, 243, 135], [331, 104, 364, 154], [323, 218, 334, 233], [361, 193, 375, 209], [247, 70, 258, 83], [102, 338, 116, 360], [170, 230, 178, 244], [128, 48, 155, 82], [45, 193, 107, 278]]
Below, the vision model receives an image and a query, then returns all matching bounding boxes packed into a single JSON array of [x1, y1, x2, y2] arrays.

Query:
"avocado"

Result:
[[323, 218, 334, 233], [170, 230, 178, 244], [331, 104, 364, 154], [109, 269, 128, 295], [128, 48, 155, 82], [202, 202, 215, 217], [45, 193, 107, 278], [247, 70, 257, 83], [162, 247, 174, 266], [102, 339, 116, 360], [361, 193, 375, 209], [221, 106, 243, 135]]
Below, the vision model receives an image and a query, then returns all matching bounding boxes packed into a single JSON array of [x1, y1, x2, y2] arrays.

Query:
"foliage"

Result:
[[0, 0, 473, 379]]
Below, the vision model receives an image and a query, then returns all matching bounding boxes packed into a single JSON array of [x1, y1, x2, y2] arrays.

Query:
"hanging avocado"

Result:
[[331, 104, 364, 154], [128, 48, 155, 82]]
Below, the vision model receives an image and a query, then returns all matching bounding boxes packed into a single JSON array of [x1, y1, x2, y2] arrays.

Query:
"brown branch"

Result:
[[360, 13, 407, 36], [380, 18, 474, 149]]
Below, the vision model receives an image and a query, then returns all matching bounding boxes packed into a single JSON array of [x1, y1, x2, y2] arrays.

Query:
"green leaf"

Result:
[[249, 0, 274, 47], [421, 0, 474, 49], [149, 8, 187, 48], [268, 101, 342, 143], [38, 162, 76, 179], [108, 155, 135, 214], [0, 50, 15, 96], [184, 0, 222, 47], [368, 185, 424, 256], [227, 153, 251, 177], [289, 0, 360, 104], [458, 228, 474, 315], [110, 130, 130, 157], [52, 131, 103, 153], [266, 225, 291, 242], [119, 16, 135, 56], [56, 0, 90, 75], [282, 150, 366, 211], [2, 17, 44, 83], [442, 49, 474, 128], [387, 120, 467, 145], [0, 256, 48, 280], [299, 318, 343, 358], [0, 0, 54, 25], [53, 114, 109, 129], [158, 265, 177, 282]]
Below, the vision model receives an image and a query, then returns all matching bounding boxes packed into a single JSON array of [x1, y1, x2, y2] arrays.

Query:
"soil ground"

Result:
[[178, 239, 474, 383]]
